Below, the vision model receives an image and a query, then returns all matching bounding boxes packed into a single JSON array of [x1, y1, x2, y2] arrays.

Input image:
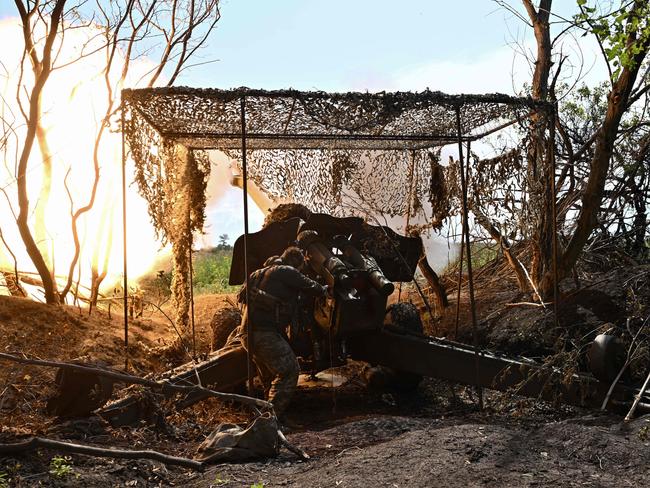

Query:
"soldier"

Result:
[[240, 246, 327, 416]]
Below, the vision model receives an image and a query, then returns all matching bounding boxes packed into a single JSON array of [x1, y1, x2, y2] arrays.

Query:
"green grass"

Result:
[[135, 247, 240, 298], [192, 248, 240, 295], [469, 242, 499, 269], [441, 241, 500, 277]]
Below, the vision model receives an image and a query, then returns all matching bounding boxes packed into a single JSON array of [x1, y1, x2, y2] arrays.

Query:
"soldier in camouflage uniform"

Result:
[[240, 247, 327, 415]]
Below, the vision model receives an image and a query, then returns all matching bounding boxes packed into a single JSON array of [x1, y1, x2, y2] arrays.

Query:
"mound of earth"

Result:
[[0, 293, 242, 428], [423, 262, 650, 361], [0, 295, 166, 371], [1, 273, 649, 487]]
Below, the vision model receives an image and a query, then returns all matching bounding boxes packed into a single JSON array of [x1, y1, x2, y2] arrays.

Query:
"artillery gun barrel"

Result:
[[298, 230, 352, 288], [341, 243, 395, 296]]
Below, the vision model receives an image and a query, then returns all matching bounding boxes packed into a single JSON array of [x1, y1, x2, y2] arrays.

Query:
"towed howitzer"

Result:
[[99, 213, 650, 426], [295, 229, 395, 344]]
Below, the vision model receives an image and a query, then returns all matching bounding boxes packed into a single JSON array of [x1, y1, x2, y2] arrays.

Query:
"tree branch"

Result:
[[0, 351, 271, 410], [0, 436, 204, 470]]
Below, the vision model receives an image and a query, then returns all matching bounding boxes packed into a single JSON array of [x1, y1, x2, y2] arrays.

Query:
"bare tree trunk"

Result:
[[474, 208, 530, 292], [60, 125, 103, 300], [417, 255, 449, 310], [523, 0, 554, 296], [409, 231, 449, 311], [13, 0, 67, 304], [34, 123, 53, 275], [89, 206, 113, 310]]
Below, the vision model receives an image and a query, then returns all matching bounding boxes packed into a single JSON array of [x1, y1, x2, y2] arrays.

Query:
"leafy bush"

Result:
[[135, 247, 239, 298], [192, 248, 240, 295]]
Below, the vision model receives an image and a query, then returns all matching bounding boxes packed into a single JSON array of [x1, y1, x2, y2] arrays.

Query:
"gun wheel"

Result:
[[210, 303, 242, 351], [385, 302, 423, 335], [362, 302, 424, 391]]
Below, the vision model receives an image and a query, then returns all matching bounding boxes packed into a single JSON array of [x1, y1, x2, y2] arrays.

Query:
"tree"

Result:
[[67, 0, 221, 306], [4, 0, 221, 305], [218, 233, 230, 249], [554, 0, 650, 285], [485, 0, 650, 299], [12, 0, 69, 304]]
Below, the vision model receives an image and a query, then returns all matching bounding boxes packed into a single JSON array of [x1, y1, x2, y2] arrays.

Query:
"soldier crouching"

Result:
[[239, 246, 327, 416]]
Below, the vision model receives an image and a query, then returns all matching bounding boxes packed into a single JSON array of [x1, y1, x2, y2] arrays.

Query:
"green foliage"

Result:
[[470, 243, 499, 270], [210, 473, 230, 486], [250, 483, 264, 488], [0, 471, 9, 488], [559, 82, 609, 137], [192, 248, 239, 295], [136, 247, 238, 298], [217, 234, 232, 249], [135, 268, 173, 306], [0, 462, 22, 487], [49, 455, 73, 478], [575, 0, 650, 79], [440, 241, 499, 277]]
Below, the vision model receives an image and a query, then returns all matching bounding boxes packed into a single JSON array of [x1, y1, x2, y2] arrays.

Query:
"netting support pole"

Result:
[[241, 96, 255, 397], [455, 106, 482, 410], [453, 224, 465, 340], [549, 107, 560, 331], [121, 103, 129, 372], [398, 150, 416, 301], [453, 140, 472, 339], [188, 239, 196, 360]]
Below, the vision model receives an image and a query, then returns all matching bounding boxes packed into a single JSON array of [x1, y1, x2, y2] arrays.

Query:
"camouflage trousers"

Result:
[[241, 327, 299, 415]]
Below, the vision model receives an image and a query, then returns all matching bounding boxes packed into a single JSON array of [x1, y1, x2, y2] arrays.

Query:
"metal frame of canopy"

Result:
[[121, 87, 551, 149], [120, 86, 556, 400]]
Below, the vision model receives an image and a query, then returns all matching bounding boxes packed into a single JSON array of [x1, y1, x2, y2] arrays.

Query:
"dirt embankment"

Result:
[[1, 268, 650, 487]]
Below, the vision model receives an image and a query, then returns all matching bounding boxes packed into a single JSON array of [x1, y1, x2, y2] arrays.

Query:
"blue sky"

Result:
[[1, 1, 592, 249], [0, 1, 566, 91], [183, 0, 521, 91]]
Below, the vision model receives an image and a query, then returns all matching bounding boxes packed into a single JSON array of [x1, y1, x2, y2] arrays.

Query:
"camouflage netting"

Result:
[[123, 87, 552, 229], [121, 87, 553, 329]]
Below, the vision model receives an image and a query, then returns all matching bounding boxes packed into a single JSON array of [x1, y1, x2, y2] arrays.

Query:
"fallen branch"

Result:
[[277, 429, 310, 460], [625, 367, 650, 422], [504, 302, 554, 308], [0, 352, 271, 410], [623, 314, 650, 420], [0, 436, 203, 470]]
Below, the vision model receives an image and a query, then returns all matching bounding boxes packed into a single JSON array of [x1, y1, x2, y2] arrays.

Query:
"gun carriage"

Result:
[[100, 214, 650, 426]]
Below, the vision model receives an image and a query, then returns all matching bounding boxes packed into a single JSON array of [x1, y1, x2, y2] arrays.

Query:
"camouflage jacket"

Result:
[[246, 264, 326, 331]]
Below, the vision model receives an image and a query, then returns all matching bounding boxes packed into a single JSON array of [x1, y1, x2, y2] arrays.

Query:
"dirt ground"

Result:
[[190, 413, 650, 487], [1, 266, 650, 487]]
